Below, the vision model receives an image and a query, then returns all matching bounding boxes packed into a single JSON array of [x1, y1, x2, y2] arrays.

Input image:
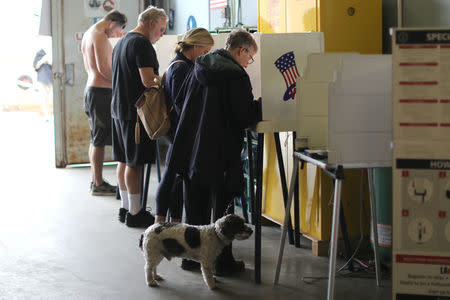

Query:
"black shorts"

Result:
[[84, 87, 112, 147], [112, 118, 156, 167]]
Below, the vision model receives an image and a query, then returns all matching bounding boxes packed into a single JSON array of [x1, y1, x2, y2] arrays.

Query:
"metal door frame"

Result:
[[52, 0, 67, 168]]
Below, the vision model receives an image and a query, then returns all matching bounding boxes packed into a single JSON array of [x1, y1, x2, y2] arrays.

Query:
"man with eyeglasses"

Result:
[[111, 6, 167, 227], [166, 29, 262, 276]]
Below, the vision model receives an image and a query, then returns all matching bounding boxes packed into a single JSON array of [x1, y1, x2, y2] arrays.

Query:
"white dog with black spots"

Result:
[[139, 214, 253, 289]]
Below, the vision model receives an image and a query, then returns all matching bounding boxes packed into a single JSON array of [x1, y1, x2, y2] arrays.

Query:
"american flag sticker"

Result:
[[274, 51, 301, 101]]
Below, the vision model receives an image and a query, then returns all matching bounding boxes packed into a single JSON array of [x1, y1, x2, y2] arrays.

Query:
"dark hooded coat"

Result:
[[167, 49, 261, 196]]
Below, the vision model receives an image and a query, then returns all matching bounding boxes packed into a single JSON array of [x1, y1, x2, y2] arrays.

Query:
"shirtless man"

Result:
[[81, 10, 127, 196]]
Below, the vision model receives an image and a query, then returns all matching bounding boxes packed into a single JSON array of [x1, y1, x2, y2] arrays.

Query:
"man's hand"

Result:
[[153, 76, 162, 85], [139, 67, 160, 88]]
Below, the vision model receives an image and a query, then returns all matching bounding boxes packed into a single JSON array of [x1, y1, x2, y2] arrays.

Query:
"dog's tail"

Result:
[[139, 233, 144, 250]]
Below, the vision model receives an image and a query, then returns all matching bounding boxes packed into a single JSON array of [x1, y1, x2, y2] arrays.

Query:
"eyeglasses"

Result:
[[243, 47, 255, 64]]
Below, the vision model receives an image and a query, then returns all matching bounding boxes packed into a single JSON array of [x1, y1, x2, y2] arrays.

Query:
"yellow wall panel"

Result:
[[319, 0, 382, 53], [262, 139, 372, 241], [286, 0, 318, 32], [261, 134, 285, 222], [299, 166, 371, 241], [258, 0, 286, 33]]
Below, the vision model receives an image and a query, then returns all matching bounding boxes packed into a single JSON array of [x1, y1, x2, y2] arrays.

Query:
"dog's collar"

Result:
[[215, 229, 231, 244]]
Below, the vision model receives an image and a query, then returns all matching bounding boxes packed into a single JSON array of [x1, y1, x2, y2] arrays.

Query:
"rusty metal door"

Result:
[[52, 0, 142, 167]]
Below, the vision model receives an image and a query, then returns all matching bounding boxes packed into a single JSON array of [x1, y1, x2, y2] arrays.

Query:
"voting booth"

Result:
[[290, 53, 393, 245], [296, 54, 392, 166], [296, 53, 355, 150], [153, 35, 181, 75], [327, 55, 392, 166], [276, 54, 393, 298], [212, 32, 325, 121]]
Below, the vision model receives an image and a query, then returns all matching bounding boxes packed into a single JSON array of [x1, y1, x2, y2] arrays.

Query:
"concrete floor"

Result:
[[0, 112, 392, 299]]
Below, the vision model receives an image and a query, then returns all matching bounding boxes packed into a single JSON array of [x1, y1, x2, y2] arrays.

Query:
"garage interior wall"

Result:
[[166, 0, 257, 35], [383, 0, 450, 54]]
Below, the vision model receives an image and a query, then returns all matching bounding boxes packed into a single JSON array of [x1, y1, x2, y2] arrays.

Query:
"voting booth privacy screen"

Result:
[[296, 53, 392, 166], [213, 32, 324, 122]]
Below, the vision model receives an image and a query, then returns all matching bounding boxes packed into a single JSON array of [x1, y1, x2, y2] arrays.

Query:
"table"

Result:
[[247, 120, 300, 284], [274, 151, 386, 300]]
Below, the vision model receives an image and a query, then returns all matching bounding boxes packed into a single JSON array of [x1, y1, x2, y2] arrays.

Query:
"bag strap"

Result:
[[161, 59, 187, 115], [161, 59, 186, 86], [135, 112, 141, 144]]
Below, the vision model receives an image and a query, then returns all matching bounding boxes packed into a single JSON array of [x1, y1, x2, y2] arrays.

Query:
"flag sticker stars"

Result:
[[274, 51, 300, 101]]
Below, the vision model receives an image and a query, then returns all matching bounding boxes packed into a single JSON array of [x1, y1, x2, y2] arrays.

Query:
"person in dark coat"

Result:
[[154, 28, 214, 224], [167, 29, 262, 275]]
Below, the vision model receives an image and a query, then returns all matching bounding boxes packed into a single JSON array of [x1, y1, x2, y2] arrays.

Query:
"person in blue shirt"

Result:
[[154, 27, 213, 270], [155, 28, 213, 222]]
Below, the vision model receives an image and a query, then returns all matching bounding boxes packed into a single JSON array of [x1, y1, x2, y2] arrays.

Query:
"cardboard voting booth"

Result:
[[296, 53, 355, 150], [211, 32, 324, 123], [153, 35, 181, 75], [296, 53, 392, 166], [327, 55, 392, 166]]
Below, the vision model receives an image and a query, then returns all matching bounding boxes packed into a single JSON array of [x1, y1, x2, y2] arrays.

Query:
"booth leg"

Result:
[[327, 166, 344, 300], [274, 157, 300, 284], [368, 168, 382, 287]]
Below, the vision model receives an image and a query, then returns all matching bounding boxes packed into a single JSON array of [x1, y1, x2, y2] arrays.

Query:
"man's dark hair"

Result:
[[104, 10, 127, 29]]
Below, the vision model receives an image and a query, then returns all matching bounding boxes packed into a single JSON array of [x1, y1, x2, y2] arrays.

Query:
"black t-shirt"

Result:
[[111, 32, 159, 120]]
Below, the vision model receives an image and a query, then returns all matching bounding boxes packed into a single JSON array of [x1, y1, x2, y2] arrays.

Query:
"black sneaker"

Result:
[[214, 260, 245, 277], [125, 209, 155, 228], [181, 259, 201, 271], [118, 208, 128, 223], [91, 180, 117, 196]]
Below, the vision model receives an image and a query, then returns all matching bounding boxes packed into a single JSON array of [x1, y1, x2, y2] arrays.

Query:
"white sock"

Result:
[[119, 190, 129, 210], [128, 193, 141, 215]]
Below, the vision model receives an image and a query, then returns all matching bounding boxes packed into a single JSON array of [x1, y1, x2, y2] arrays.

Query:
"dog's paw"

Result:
[[207, 283, 217, 290], [154, 274, 164, 281], [147, 280, 159, 287]]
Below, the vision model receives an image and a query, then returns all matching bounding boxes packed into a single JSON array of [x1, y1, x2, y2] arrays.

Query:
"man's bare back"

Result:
[[81, 22, 114, 88]]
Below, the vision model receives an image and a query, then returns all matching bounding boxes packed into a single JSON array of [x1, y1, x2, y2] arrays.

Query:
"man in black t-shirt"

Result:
[[111, 6, 167, 228]]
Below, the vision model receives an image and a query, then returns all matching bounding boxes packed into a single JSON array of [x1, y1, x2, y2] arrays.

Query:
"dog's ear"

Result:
[[220, 215, 245, 240]]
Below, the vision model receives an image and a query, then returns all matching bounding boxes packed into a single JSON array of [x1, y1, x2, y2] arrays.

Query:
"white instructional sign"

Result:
[[392, 29, 450, 299]]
